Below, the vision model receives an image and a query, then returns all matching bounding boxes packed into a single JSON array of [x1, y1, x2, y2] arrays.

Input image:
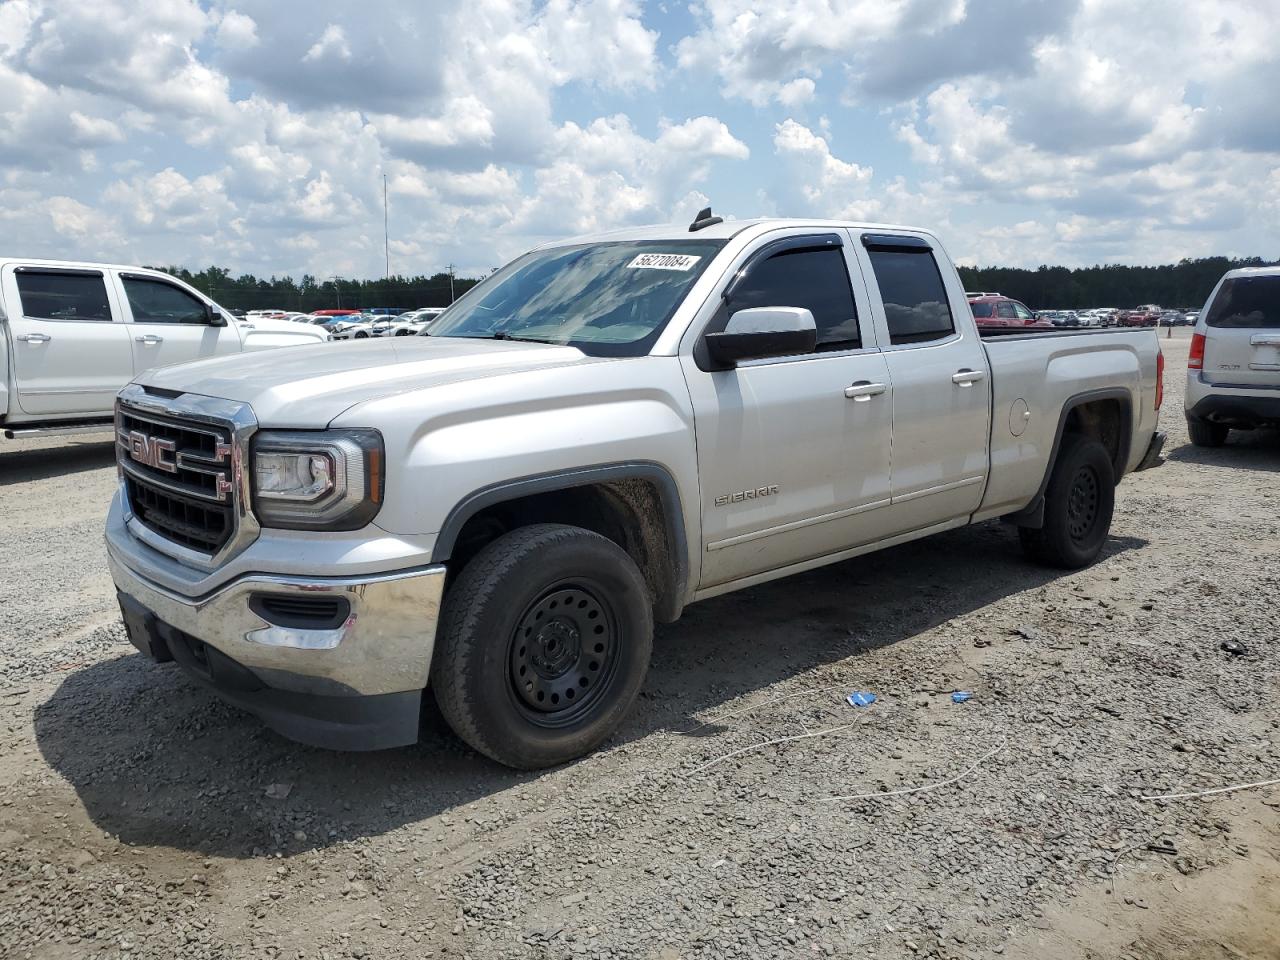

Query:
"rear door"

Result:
[[3, 265, 133, 416], [114, 272, 241, 375], [854, 233, 992, 530], [1201, 273, 1280, 387], [681, 232, 895, 588]]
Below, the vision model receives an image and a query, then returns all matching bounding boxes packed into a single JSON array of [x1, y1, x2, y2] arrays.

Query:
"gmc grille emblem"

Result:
[[126, 430, 177, 473]]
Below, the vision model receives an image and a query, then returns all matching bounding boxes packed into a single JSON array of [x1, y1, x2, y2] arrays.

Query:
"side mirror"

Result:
[[704, 307, 817, 368], [206, 303, 227, 326]]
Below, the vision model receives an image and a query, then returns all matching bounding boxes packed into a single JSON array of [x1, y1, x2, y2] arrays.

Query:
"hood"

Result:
[[134, 336, 607, 427]]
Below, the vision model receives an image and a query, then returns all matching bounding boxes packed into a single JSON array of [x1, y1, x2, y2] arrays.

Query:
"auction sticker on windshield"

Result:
[[627, 253, 702, 271]]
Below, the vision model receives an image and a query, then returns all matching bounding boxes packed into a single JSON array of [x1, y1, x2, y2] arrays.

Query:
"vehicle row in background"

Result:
[[965, 294, 1199, 330], [231, 306, 449, 339]]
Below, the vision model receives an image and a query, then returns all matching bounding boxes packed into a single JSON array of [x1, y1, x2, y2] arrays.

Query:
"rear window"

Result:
[[866, 249, 956, 345], [970, 302, 993, 318], [1205, 276, 1280, 329], [15, 270, 112, 322]]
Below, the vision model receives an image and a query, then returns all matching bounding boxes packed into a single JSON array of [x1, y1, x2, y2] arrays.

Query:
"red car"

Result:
[[1117, 310, 1158, 327], [967, 294, 1053, 329], [311, 309, 362, 317]]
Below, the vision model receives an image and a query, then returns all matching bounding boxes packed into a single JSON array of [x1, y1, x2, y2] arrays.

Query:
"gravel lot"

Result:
[[1, 328, 1277, 960]]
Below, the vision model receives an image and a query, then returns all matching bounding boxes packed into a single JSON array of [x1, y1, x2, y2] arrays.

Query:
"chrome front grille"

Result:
[[117, 405, 237, 555], [115, 385, 258, 568]]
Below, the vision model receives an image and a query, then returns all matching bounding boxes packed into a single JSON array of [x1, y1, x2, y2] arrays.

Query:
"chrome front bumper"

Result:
[[107, 546, 446, 699]]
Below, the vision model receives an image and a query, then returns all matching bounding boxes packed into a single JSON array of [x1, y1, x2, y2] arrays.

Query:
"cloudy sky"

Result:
[[2, 0, 1278, 279]]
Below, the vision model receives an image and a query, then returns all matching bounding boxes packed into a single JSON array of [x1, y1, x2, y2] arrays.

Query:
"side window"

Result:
[[996, 301, 1017, 319], [729, 247, 860, 351], [122, 276, 209, 324], [970, 301, 994, 318], [1013, 302, 1034, 320], [866, 250, 956, 345], [15, 271, 112, 322]]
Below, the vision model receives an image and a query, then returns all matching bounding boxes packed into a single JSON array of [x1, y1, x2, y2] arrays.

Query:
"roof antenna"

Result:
[[688, 206, 723, 232]]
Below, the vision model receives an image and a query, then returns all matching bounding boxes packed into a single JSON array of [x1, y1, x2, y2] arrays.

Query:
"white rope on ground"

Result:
[[688, 722, 855, 776], [817, 740, 1007, 803], [1141, 776, 1280, 802]]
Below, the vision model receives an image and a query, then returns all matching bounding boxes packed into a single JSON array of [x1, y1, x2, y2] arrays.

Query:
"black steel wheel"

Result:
[[1018, 434, 1115, 569], [432, 524, 653, 769], [508, 583, 618, 726], [1066, 464, 1101, 544]]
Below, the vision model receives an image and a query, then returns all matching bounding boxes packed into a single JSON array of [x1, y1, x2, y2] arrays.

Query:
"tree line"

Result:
[[159, 266, 482, 313], [160, 255, 1275, 315], [956, 256, 1275, 310]]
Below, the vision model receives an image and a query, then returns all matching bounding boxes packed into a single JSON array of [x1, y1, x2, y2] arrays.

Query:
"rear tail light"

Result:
[[1155, 347, 1164, 410], [1188, 332, 1205, 370]]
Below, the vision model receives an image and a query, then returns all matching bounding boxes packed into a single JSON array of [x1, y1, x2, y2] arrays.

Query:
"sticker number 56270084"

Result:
[[626, 253, 701, 271]]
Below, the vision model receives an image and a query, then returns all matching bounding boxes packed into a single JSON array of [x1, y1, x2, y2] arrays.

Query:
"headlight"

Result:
[[251, 430, 384, 530]]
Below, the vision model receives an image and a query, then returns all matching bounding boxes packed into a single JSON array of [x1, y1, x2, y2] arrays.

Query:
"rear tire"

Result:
[[432, 524, 653, 769], [1187, 416, 1229, 447], [1019, 434, 1115, 569]]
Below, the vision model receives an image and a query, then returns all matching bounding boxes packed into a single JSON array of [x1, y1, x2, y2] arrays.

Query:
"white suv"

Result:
[[1185, 266, 1280, 446]]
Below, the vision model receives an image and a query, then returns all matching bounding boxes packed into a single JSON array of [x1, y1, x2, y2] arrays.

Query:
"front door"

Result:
[[682, 235, 895, 588], [5, 265, 134, 417], [116, 273, 240, 375]]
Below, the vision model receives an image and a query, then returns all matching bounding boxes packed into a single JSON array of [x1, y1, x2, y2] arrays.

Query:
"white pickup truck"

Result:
[[106, 216, 1165, 768], [0, 259, 328, 439]]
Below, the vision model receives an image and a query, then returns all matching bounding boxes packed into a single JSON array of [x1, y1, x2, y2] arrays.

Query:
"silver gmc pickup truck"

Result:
[[106, 215, 1165, 768]]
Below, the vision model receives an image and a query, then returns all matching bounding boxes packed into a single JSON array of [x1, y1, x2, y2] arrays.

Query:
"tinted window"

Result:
[[123, 277, 209, 324], [996, 301, 1017, 319], [1205, 276, 1280, 329], [16, 271, 112, 322], [868, 250, 956, 344], [730, 247, 859, 350], [970, 301, 994, 318]]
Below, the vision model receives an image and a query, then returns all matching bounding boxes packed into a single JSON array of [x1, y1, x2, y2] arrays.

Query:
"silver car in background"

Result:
[[1185, 266, 1280, 446]]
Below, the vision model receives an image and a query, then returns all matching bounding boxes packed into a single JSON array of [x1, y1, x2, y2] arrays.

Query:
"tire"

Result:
[[354, 331, 369, 339], [1018, 434, 1115, 569], [1187, 416, 1228, 448], [431, 524, 653, 769], [395, 329, 410, 336]]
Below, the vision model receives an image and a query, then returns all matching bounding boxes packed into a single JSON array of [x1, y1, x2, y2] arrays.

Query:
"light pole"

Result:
[[448, 263, 455, 303], [329, 276, 342, 309], [382, 174, 390, 280]]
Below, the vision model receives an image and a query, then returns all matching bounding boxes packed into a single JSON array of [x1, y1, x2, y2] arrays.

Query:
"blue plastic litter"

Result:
[[951, 691, 974, 703], [846, 691, 877, 708]]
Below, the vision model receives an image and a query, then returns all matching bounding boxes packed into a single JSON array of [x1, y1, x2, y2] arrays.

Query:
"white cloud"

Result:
[[302, 24, 351, 63], [215, 10, 259, 50], [0, 0, 1276, 280]]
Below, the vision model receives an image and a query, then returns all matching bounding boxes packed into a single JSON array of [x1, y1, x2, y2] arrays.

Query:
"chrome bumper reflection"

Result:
[[107, 545, 446, 698]]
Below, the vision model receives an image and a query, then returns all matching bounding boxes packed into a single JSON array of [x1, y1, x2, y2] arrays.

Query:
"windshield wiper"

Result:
[[490, 331, 556, 344]]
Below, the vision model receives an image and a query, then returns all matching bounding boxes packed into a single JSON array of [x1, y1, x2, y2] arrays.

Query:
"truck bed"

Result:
[[974, 326, 1161, 522]]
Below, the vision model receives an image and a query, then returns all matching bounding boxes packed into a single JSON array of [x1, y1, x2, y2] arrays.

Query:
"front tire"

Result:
[[1187, 416, 1229, 447], [1019, 434, 1115, 569], [432, 524, 653, 769]]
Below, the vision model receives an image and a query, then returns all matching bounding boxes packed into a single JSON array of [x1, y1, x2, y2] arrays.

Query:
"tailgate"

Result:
[[1202, 274, 1280, 387]]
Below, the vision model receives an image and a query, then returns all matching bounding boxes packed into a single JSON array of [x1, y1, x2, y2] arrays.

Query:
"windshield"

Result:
[[1205, 276, 1280, 329], [425, 239, 727, 356]]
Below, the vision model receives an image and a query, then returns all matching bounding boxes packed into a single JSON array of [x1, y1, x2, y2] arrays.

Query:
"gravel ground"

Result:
[[1, 328, 1277, 960]]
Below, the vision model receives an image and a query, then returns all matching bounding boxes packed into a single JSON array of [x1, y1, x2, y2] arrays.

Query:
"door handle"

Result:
[[952, 369, 986, 386], [844, 381, 887, 401], [16, 333, 51, 343], [135, 335, 164, 344]]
